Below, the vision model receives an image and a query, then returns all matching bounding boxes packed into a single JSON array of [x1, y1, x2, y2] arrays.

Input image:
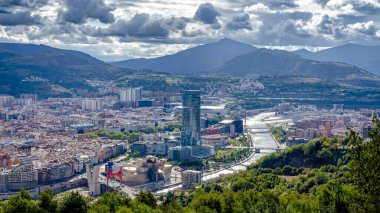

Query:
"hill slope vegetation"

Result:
[[0, 43, 125, 97], [213, 48, 379, 86], [294, 43, 380, 75]]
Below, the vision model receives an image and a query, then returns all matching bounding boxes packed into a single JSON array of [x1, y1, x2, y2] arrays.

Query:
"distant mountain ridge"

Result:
[[213, 48, 377, 85], [1, 40, 380, 98], [112, 38, 257, 73], [113, 39, 379, 86], [0, 43, 106, 65], [294, 43, 380, 75]]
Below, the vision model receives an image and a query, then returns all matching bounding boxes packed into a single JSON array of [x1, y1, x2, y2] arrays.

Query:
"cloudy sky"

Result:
[[1, 0, 380, 61]]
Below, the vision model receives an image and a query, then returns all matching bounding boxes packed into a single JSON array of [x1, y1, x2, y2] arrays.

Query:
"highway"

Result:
[[156, 112, 282, 194]]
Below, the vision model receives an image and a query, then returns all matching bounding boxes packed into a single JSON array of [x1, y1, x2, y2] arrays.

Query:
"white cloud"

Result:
[[244, 3, 270, 13], [344, 21, 379, 37], [0, 0, 379, 59]]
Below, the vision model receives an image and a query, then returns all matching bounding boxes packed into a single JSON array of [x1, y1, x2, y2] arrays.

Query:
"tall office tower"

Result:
[[181, 90, 201, 146]]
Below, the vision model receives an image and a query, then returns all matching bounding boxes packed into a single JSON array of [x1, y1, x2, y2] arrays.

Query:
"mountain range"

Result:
[[1, 39, 380, 97], [113, 39, 380, 85]]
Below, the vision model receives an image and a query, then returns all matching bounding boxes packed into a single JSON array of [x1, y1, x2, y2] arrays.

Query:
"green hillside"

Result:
[[214, 48, 380, 87], [0, 44, 128, 98]]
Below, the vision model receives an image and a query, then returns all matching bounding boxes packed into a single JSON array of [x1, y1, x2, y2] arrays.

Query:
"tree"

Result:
[[38, 189, 58, 213], [279, 191, 315, 212], [5, 189, 42, 213], [178, 191, 187, 206], [163, 191, 175, 206], [161, 201, 183, 213], [190, 193, 222, 213], [58, 191, 88, 213], [126, 132, 140, 143], [348, 117, 380, 212], [253, 191, 280, 213], [316, 183, 338, 212], [116, 206, 133, 213], [221, 190, 235, 213], [88, 204, 110, 213], [196, 206, 217, 213], [0, 199, 5, 213], [135, 191, 157, 208], [94, 192, 132, 213]]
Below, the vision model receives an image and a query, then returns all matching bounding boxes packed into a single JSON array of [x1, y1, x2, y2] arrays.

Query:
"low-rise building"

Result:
[[131, 142, 147, 157], [168, 146, 192, 161], [201, 134, 228, 148], [146, 142, 167, 156], [219, 119, 244, 136], [8, 161, 38, 191], [131, 141, 168, 157], [191, 145, 215, 158]]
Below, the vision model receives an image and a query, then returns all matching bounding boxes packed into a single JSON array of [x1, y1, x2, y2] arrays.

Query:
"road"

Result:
[[156, 112, 282, 194]]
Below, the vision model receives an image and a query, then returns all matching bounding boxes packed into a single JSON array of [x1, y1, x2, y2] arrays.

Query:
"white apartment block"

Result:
[[120, 88, 142, 102], [81, 99, 103, 111]]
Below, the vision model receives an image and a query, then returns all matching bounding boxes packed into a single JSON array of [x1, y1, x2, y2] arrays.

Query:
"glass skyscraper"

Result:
[[181, 90, 201, 146]]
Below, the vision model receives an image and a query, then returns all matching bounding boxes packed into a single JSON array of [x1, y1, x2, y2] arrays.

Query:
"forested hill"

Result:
[[1, 120, 380, 212], [0, 43, 127, 98], [251, 137, 349, 169]]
